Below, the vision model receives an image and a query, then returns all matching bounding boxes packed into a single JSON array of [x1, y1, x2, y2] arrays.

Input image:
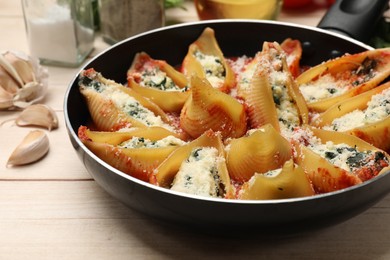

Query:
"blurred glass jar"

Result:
[[194, 0, 283, 20], [99, 0, 165, 44], [22, 0, 95, 67]]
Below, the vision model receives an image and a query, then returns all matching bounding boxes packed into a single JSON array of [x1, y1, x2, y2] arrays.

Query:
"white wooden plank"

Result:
[[0, 181, 390, 260]]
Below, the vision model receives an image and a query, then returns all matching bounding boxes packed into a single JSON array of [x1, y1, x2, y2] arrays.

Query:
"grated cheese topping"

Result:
[[299, 74, 349, 103]]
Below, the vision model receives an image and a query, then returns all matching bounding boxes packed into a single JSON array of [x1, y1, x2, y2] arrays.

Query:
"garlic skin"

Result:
[[6, 130, 50, 167], [0, 50, 48, 110], [15, 104, 59, 131]]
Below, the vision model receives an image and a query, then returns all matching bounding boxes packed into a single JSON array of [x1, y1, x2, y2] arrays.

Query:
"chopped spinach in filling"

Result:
[[312, 142, 389, 173], [194, 50, 226, 86], [140, 68, 185, 91]]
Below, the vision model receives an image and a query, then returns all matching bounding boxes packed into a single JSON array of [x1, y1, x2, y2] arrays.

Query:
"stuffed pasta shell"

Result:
[[292, 127, 390, 193], [225, 124, 292, 182], [181, 27, 236, 92], [127, 52, 190, 112], [78, 126, 186, 181], [180, 75, 247, 139], [153, 130, 234, 199], [237, 41, 308, 133], [238, 159, 315, 200], [79, 68, 186, 139], [297, 48, 390, 112], [78, 125, 178, 145], [315, 81, 390, 152]]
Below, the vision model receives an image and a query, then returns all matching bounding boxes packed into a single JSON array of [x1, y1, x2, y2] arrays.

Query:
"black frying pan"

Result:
[[64, 0, 390, 234]]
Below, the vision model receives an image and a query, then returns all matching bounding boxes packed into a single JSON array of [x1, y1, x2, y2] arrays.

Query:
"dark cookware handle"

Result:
[[318, 0, 389, 43]]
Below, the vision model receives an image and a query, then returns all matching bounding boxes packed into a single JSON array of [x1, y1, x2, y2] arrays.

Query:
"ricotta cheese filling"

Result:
[[170, 147, 222, 198], [271, 72, 300, 132], [118, 135, 186, 149], [300, 58, 378, 104], [324, 88, 390, 131], [299, 74, 349, 103], [194, 50, 226, 88], [138, 66, 185, 92], [262, 48, 300, 134]]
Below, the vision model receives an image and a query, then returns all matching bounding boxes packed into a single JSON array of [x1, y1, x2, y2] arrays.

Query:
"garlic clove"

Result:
[[3, 51, 36, 84], [6, 130, 50, 167], [0, 86, 14, 109], [0, 51, 24, 87], [13, 81, 40, 104], [15, 104, 59, 131], [0, 65, 20, 94]]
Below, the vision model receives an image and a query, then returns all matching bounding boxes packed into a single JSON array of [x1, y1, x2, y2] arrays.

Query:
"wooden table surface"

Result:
[[1, 1, 390, 259]]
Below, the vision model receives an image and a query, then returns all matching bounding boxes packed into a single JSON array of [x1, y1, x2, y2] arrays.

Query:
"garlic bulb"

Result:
[[6, 130, 50, 167], [0, 50, 48, 110]]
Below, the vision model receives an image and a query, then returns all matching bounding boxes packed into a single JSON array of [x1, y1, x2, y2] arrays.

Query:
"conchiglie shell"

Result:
[[153, 130, 234, 198], [314, 83, 390, 127], [226, 124, 292, 182], [349, 118, 390, 153], [293, 141, 362, 193], [79, 69, 173, 132], [293, 127, 390, 192], [280, 38, 303, 78], [297, 48, 390, 112], [80, 88, 137, 131], [311, 128, 390, 180], [238, 42, 308, 130], [180, 75, 247, 139], [263, 42, 309, 125], [156, 60, 188, 89], [127, 52, 188, 89], [82, 140, 178, 182], [314, 82, 390, 152], [81, 68, 169, 121], [78, 125, 182, 145], [240, 60, 280, 130], [181, 27, 236, 92], [238, 159, 315, 200], [127, 52, 190, 112]]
